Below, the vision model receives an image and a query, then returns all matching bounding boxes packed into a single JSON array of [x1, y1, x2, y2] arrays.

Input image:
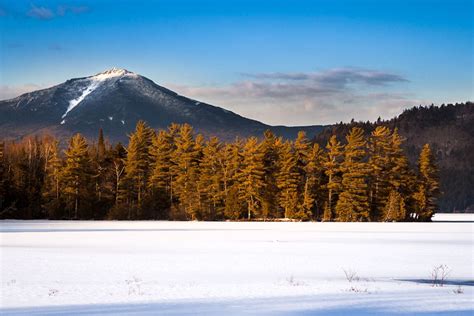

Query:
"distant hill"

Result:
[[314, 102, 474, 212], [0, 68, 325, 142]]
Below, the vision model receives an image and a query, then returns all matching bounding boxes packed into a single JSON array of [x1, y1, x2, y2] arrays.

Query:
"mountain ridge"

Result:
[[0, 68, 326, 142]]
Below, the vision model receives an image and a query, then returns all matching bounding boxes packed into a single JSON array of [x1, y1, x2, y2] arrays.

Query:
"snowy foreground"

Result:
[[1, 217, 473, 315]]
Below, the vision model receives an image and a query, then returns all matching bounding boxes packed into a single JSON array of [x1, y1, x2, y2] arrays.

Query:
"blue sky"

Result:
[[0, 0, 472, 125]]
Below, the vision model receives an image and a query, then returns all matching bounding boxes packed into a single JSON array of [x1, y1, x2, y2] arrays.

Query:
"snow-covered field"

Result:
[[1, 218, 473, 315]]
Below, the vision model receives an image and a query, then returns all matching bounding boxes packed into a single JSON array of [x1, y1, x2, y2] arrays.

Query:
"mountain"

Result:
[[314, 102, 474, 212], [0, 68, 325, 142]]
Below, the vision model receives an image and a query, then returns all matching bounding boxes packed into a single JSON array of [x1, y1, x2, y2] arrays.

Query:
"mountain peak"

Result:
[[92, 67, 136, 80]]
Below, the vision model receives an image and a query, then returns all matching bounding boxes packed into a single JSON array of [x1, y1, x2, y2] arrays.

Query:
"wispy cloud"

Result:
[[241, 68, 408, 87], [169, 68, 423, 125], [57, 5, 89, 16], [26, 4, 89, 20], [27, 5, 55, 20]]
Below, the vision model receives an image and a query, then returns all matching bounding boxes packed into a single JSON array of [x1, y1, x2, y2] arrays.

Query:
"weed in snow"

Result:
[[342, 268, 360, 283], [286, 275, 306, 286], [125, 277, 143, 296], [452, 286, 464, 294], [430, 264, 450, 287]]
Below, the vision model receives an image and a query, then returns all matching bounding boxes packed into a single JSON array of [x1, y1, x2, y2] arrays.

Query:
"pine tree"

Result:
[[171, 124, 201, 220], [276, 141, 299, 219], [148, 130, 174, 215], [42, 140, 63, 218], [322, 202, 332, 221], [260, 130, 281, 219], [414, 144, 439, 221], [384, 190, 406, 221], [388, 128, 414, 220], [0, 142, 6, 212], [123, 121, 153, 218], [197, 137, 224, 220], [237, 137, 265, 220], [324, 135, 343, 220], [62, 134, 92, 219], [222, 140, 245, 219], [299, 143, 325, 220], [97, 128, 106, 161], [335, 127, 370, 221], [368, 126, 392, 220]]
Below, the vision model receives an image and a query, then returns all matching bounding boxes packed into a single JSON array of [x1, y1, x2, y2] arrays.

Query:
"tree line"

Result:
[[0, 121, 439, 221]]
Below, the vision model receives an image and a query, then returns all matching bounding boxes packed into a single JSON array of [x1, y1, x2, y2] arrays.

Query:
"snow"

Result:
[[432, 213, 474, 222], [61, 80, 101, 121], [60, 68, 136, 123], [1, 218, 473, 315]]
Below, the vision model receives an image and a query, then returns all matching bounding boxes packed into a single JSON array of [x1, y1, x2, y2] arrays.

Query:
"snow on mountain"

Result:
[[60, 68, 137, 124], [0, 68, 325, 142]]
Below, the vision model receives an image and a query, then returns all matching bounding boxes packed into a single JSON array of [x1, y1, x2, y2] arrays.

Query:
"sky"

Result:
[[0, 0, 472, 125]]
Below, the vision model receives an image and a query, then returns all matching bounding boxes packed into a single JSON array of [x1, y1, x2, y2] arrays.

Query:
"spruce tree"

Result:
[[335, 127, 370, 221]]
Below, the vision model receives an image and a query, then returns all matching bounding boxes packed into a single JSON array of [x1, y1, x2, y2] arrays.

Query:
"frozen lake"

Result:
[[1, 218, 473, 315]]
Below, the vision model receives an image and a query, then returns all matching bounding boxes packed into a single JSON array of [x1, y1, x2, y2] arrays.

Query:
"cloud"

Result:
[[0, 84, 43, 100], [241, 68, 408, 87], [26, 4, 89, 20], [169, 68, 423, 125], [27, 5, 55, 20], [57, 5, 89, 16]]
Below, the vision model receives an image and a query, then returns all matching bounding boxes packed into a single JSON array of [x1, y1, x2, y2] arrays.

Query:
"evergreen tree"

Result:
[[300, 143, 325, 220], [335, 127, 370, 221], [388, 128, 414, 220], [123, 121, 153, 218], [276, 141, 299, 219], [198, 137, 224, 220], [414, 144, 439, 220], [368, 126, 392, 220], [148, 130, 174, 216], [237, 137, 265, 219], [97, 128, 106, 160], [260, 130, 281, 219], [62, 134, 92, 219], [384, 190, 406, 221], [171, 124, 200, 219], [42, 140, 63, 218], [0, 142, 6, 212], [222, 141, 245, 219], [324, 135, 343, 220]]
